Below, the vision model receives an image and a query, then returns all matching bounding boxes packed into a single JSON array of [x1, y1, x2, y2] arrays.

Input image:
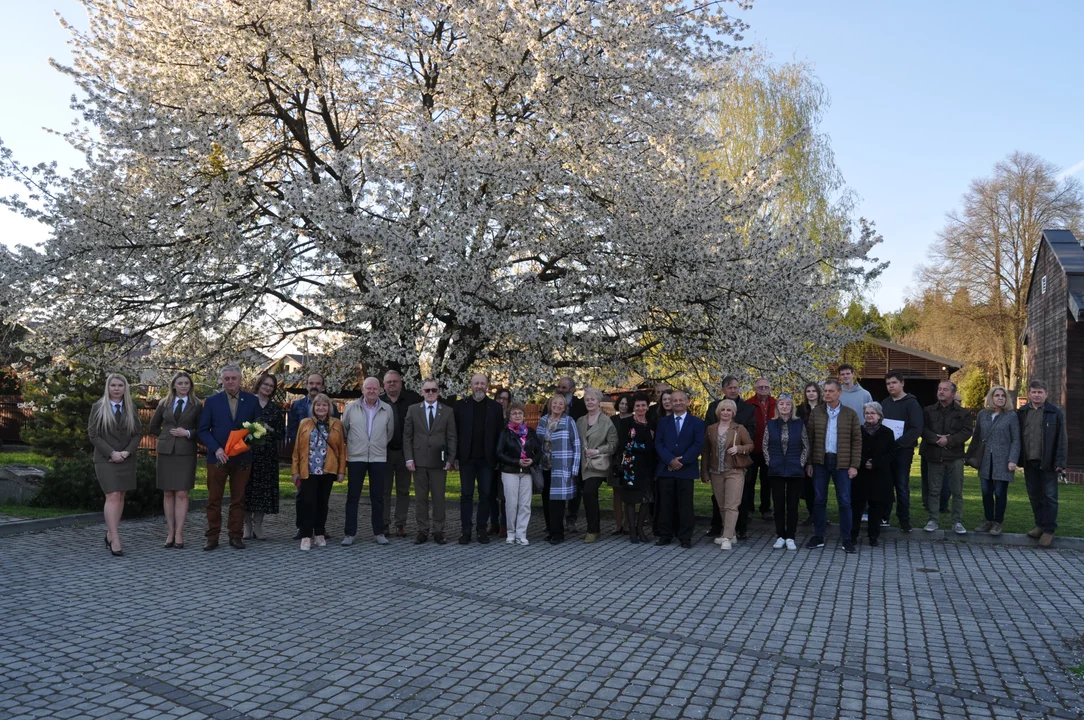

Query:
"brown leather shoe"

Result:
[[203, 539, 219, 551], [229, 538, 246, 549], [1039, 532, 1054, 548], [1026, 526, 1043, 539], [396, 525, 407, 538]]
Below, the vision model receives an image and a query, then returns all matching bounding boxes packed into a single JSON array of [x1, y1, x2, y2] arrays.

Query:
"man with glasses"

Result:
[[403, 379, 457, 544], [747, 378, 777, 521]]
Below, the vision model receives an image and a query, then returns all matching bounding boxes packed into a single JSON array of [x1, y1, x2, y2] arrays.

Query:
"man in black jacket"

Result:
[[920, 380, 972, 534], [704, 376, 757, 538], [1017, 379, 1068, 548], [454, 373, 505, 544], [880, 371, 924, 532], [379, 370, 422, 537]]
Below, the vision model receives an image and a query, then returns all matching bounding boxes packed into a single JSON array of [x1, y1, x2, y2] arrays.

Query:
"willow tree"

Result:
[[0, 0, 881, 392]]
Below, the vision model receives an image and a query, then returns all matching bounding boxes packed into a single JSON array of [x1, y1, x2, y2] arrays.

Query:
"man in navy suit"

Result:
[[198, 364, 262, 550], [654, 390, 706, 548]]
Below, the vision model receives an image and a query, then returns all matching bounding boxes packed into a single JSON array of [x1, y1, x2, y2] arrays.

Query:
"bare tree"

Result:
[[917, 151, 1084, 392]]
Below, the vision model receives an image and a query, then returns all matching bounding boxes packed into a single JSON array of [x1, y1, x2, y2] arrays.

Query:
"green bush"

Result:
[[20, 365, 116, 458], [30, 451, 159, 516]]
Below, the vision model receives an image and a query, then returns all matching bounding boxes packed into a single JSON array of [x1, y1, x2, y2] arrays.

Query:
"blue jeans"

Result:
[[980, 476, 1008, 523], [345, 461, 386, 537], [813, 454, 852, 540], [459, 459, 494, 536], [1023, 461, 1058, 533]]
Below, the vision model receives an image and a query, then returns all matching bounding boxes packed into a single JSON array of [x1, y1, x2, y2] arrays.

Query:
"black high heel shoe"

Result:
[[106, 536, 124, 557]]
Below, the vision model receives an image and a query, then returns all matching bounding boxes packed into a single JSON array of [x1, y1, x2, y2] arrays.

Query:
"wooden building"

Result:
[[837, 338, 963, 409], [1023, 228, 1084, 481]]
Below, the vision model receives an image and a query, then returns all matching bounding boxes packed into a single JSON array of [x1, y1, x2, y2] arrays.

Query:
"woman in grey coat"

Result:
[[971, 386, 1020, 536], [88, 373, 143, 556]]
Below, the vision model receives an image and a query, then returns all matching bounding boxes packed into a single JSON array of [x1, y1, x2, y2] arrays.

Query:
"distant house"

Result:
[[1022, 228, 1083, 482], [835, 337, 963, 409]]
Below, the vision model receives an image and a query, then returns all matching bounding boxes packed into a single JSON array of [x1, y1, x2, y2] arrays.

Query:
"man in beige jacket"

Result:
[[341, 377, 396, 546]]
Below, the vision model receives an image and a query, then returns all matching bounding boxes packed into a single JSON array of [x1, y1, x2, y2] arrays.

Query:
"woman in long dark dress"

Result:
[[243, 373, 284, 540], [851, 402, 897, 547], [618, 393, 656, 544]]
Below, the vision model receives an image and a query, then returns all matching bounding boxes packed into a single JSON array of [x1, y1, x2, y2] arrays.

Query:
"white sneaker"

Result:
[[720, 538, 732, 551], [517, 537, 530, 546], [924, 521, 938, 532], [375, 534, 389, 545], [300, 538, 311, 551], [785, 539, 797, 550], [953, 523, 966, 535], [773, 537, 786, 550], [314, 535, 327, 547], [506, 536, 515, 544], [861, 513, 868, 523], [340, 535, 355, 546], [713, 537, 725, 546]]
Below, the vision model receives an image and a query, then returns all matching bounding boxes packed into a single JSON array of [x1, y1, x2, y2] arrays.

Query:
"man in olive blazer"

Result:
[[403, 379, 457, 544], [803, 378, 863, 553]]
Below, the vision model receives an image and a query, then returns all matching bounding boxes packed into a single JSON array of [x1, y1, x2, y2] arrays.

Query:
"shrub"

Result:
[[30, 451, 159, 516]]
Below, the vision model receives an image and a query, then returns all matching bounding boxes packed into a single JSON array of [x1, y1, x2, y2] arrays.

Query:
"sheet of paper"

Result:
[[883, 418, 905, 440]]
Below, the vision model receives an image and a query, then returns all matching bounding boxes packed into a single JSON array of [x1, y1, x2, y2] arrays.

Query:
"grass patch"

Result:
[[1, 450, 1079, 536], [0, 504, 84, 518], [1069, 664, 1084, 679]]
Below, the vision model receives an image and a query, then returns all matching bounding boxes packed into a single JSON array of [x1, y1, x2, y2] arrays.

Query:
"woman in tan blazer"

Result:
[[700, 399, 753, 550], [88, 373, 143, 557], [148, 371, 202, 549], [291, 393, 346, 550]]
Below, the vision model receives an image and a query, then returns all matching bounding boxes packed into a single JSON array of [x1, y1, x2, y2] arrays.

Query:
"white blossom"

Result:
[[0, 0, 882, 393]]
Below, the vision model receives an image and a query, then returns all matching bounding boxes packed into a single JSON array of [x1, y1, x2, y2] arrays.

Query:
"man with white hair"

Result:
[[341, 377, 395, 546]]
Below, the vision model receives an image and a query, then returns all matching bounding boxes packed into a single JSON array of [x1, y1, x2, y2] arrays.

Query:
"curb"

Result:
[[0, 497, 220, 538], [1, 503, 1076, 550]]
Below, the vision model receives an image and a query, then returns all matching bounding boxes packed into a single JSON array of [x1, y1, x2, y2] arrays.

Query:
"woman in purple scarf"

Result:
[[496, 402, 544, 545]]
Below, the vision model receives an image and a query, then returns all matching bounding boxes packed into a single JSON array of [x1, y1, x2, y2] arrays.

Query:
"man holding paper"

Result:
[[198, 365, 262, 551], [880, 371, 924, 533]]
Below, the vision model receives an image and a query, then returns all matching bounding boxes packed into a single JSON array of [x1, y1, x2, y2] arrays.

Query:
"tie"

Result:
[[675, 415, 682, 435], [428, 405, 435, 430], [113, 403, 122, 420], [174, 399, 183, 417]]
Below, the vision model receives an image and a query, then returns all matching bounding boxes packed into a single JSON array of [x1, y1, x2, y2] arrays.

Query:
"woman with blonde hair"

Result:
[[88, 373, 143, 556], [535, 394, 581, 544], [764, 394, 809, 550], [577, 387, 618, 543], [148, 371, 202, 549], [291, 393, 346, 550], [700, 399, 753, 551], [970, 385, 1020, 536]]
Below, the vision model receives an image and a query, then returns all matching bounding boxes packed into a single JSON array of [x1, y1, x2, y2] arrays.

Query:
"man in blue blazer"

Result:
[[654, 390, 706, 548], [198, 365, 262, 550]]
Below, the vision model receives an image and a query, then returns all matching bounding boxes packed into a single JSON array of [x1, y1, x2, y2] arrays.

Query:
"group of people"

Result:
[[88, 363, 1069, 556]]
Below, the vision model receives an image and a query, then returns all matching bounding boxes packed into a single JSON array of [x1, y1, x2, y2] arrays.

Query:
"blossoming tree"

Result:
[[0, 0, 882, 392]]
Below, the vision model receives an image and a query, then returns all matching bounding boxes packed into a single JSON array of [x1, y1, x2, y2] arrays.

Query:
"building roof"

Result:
[[864, 337, 964, 372], [1026, 229, 1084, 322]]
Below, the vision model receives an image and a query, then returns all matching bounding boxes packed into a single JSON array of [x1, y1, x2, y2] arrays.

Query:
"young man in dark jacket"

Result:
[[880, 371, 924, 532], [1017, 379, 1068, 548], [920, 380, 972, 534]]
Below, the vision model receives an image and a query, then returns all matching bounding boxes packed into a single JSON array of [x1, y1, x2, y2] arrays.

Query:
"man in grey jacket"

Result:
[[341, 377, 396, 545], [880, 370, 924, 532]]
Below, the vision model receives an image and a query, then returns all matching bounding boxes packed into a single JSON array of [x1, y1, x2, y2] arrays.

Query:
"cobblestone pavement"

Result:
[[2, 495, 1084, 720]]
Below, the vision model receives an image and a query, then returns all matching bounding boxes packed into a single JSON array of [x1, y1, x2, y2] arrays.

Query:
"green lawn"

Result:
[[0, 504, 82, 519], [1, 450, 1079, 536]]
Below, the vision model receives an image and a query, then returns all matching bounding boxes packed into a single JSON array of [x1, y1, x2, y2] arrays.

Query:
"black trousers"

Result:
[[583, 476, 606, 533], [656, 476, 694, 543], [734, 465, 758, 534], [548, 499, 567, 541], [298, 473, 335, 538], [753, 453, 772, 513], [851, 480, 888, 542], [770, 476, 802, 540], [566, 475, 584, 522]]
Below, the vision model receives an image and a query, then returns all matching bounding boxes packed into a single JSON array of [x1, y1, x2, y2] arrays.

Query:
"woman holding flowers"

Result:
[[496, 401, 543, 545], [243, 373, 284, 540], [291, 393, 346, 550], [149, 371, 202, 549]]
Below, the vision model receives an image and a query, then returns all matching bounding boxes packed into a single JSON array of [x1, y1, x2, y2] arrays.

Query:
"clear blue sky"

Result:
[[2, 0, 1083, 312]]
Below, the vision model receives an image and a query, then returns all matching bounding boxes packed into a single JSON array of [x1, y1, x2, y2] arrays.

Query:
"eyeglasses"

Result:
[[423, 388, 439, 393]]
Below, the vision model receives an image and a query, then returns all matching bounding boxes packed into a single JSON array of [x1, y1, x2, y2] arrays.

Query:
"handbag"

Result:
[[965, 416, 987, 470], [529, 466, 545, 491]]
